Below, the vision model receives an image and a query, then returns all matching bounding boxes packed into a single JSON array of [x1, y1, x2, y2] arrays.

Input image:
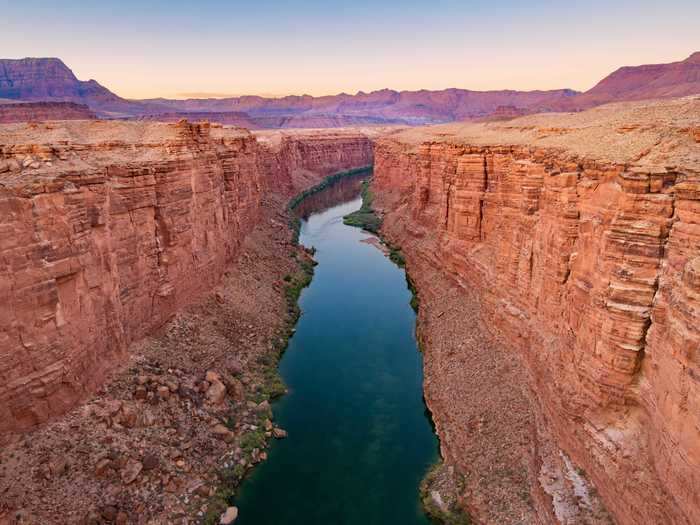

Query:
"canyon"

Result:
[[0, 121, 374, 433], [0, 120, 375, 524], [0, 94, 698, 524], [372, 96, 700, 524]]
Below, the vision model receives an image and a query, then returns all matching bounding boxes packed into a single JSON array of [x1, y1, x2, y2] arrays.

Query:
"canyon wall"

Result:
[[0, 120, 373, 434], [373, 98, 700, 524], [255, 130, 375, 191]]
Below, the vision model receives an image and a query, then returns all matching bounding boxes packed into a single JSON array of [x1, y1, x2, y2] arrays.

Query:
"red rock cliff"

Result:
[[373, 98, 700, 524], [254, 129, 375, 191], [0, 120, 373, 434]]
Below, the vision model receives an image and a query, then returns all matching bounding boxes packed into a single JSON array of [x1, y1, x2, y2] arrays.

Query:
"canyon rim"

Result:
[[2, 2, 700, 524]]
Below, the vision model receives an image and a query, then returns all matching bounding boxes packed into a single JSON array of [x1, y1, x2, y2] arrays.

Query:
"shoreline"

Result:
[[341, 182, 469, 524]]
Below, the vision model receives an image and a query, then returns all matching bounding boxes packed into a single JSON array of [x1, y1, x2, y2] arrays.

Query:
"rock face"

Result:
[[559, 51, 700, 110], [373, 97, 700, 524], [260, 130, 376, 190], [0, 58, 135, 116], [0, 120, 373, 433], [0, 101, 96, 123]]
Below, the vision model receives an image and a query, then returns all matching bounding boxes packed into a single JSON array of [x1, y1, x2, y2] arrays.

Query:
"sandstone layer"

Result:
[[0, 120, 373, 434], [0, 102, 95, 123], [373, 97, 700, 524]]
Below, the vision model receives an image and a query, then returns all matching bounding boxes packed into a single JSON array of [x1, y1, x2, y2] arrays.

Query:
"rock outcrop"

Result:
[[0, 58, 137, 116], [0, 120, 373, 433], [373, 97, 700, 524], [0, 101, 96, 123]]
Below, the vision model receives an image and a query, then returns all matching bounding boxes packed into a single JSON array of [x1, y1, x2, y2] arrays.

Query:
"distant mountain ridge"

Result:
[[137, 87, 579, 124], [0, 53, 698, 127]]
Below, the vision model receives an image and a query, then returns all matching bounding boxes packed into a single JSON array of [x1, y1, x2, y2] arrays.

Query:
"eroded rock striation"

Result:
[[0, 120, 373, 433], [0, 101, 96, 123], [373, 97, 700, 524]]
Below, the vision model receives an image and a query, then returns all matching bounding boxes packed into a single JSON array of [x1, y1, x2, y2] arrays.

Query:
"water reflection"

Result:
[[293, 171, 369, 219]]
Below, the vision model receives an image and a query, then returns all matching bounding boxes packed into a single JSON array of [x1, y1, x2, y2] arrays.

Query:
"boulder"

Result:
[[142, 453, 160, 471], [255, 401, 270, 414], [206, 380, 227, 406], [272, 428, 287, 439], [95, 458, 114, 478], [219, 506, 239, 524], [157, 385, 171, 400], [121, 459, 143, 485], [212, 424, 235, 443]]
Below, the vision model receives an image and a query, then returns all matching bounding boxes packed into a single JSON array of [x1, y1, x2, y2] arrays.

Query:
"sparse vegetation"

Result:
[[339, 176, 420, 312], [284, 253, 315, 325], [406, 274, 420, 312], [389, 246, 406, 267], [202, 177, 336, 523], [262, 366, 286, 399], [240, 429, 267, 453], [420, 461, 471, 525], [288, 215, 302, 245], [343, 178, 382, 233], [203, 485, 236, 525]]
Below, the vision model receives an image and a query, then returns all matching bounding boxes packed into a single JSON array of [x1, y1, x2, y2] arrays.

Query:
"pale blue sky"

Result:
[[2, 0, 698, 98]]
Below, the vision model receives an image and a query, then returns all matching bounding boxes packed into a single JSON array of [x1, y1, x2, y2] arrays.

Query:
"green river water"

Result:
[[234, 174, 439, 524]]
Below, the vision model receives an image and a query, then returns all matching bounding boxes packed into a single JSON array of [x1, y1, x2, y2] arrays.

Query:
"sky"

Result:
[[1, 0, 699, 99]]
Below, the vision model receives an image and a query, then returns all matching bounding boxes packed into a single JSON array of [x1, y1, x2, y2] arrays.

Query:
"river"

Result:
[[234, 174, 438, 524]]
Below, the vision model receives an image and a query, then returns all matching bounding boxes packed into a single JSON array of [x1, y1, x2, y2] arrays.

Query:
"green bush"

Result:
[[240, 429, 267, 453], [406, 274, 419, 312], [389, 247, 406, 267]]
